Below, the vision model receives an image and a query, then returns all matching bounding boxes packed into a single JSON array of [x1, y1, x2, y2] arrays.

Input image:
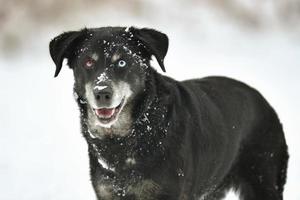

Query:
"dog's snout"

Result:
[[93, 86, 113, 105], [95, 91, 112, 101]]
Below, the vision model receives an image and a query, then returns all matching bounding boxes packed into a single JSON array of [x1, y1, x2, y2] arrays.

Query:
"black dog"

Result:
[[49, 27, 288, 200]]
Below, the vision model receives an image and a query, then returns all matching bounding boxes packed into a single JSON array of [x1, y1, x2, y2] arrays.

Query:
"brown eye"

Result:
[[84, 58, 95, 69]]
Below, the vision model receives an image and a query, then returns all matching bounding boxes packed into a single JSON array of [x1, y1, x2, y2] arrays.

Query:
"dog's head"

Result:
[[49, 27, 168, 132]]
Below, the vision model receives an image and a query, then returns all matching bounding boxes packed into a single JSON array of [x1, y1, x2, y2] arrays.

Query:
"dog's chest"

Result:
[[88, 125, 169, 199], [91, 140, 138, 172], [89, 132, 164, 172], [86, 108, 170, 170]]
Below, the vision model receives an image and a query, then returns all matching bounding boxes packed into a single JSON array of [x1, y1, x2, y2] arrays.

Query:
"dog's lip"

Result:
[[93, 98, 125, 124], [94, 107, 116, 118]]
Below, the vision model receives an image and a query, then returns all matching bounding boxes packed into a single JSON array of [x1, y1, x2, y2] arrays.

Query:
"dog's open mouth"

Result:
[[93, 98, 125, 124]]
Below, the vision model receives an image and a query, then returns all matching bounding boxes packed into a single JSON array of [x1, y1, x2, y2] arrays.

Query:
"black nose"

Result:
[[93, 87, 113, 105]]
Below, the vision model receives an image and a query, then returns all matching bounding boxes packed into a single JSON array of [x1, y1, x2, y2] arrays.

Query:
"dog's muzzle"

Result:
[[91, 84, 126, 125], [85, 80, 132, 128], [93, 98, 125, 124]]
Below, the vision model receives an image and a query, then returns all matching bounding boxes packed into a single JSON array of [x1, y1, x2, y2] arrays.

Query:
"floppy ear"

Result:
[[49, 31, 82, 77], [132, 28, 169, 72]]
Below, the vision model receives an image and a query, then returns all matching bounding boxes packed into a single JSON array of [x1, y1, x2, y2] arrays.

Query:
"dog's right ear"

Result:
[[49, 31, 82, 77]]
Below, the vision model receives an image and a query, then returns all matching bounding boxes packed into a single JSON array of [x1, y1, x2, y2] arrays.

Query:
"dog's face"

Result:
[[50, 27, 168, 135]]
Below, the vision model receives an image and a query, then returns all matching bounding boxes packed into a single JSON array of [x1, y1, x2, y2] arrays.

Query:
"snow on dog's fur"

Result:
[[50, 26, 288, 200]]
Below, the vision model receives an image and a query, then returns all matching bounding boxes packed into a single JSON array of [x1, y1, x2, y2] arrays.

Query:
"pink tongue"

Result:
[[95, 108, 115, 117]]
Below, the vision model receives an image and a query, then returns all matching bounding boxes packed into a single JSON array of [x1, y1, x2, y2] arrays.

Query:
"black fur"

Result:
[[49, 26, 288, 200]]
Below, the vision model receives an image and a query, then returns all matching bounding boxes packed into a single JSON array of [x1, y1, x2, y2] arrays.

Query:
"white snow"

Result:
[[91, 144, 115, 172], [94, 85, 108, 91], [91, 53, 99, 61], [125, 157, 136, 166], [125, 27, 130, 32], [0, 1, 299, 200], [96, 73, 108, 83], [73, 91, 79, 100], [88, 129, 97, 139], [97, 156, 115, 172], [97, 157, 115, 172]]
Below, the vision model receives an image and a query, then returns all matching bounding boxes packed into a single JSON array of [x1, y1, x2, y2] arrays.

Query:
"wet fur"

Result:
[[49, 27, 289, 200]]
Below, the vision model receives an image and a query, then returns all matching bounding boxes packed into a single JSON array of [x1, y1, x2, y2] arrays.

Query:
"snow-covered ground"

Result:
[[0, 1, 299, 199]]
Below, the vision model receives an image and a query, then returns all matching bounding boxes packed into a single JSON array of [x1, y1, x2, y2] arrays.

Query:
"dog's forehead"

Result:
[[71, 27, 149, 71], [75, 28, 135, 58], [89, 27, 132, 46]]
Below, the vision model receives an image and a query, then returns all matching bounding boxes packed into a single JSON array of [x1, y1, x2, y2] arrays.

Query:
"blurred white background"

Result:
[[0, 0, 299, 199]]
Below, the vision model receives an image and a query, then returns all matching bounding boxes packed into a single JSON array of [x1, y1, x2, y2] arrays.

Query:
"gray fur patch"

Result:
[[128, 180, 161, 200], [85, 81, 133, 137], [95, 179, 161, 200]]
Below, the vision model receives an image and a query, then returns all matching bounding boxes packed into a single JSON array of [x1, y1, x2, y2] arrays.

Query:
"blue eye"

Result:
[[118, 60, 126, 67]]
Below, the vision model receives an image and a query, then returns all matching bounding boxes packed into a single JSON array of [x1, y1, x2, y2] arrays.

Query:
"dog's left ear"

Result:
[[49, 31, 83, 77], [132, 27, 169, 72]]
